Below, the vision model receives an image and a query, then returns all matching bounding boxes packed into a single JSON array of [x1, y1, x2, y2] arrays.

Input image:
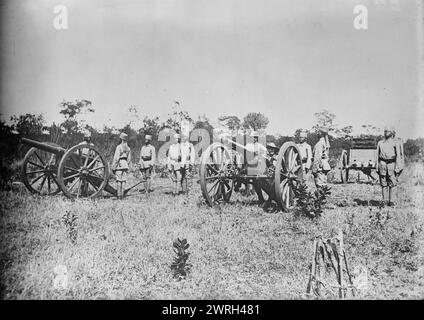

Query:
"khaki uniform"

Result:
[[139, 144, 156, 177], [113, 143, 131, 182], [297, 142, 312, 172], [167, 141, 195, 194], [376, 137, 402, 187], [312, 137, 331, 187]]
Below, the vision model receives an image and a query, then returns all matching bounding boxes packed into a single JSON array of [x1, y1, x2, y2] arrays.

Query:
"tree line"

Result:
[[1, 100, 423, 168]]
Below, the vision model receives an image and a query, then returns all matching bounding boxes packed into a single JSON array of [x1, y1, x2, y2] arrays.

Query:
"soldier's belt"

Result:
[[141, 156, 152, 161]]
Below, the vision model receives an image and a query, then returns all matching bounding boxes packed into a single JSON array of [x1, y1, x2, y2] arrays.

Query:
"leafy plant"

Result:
[[62, 210, 78, 244], [293, 182, 331, 219], [171, 238, 192, 280]]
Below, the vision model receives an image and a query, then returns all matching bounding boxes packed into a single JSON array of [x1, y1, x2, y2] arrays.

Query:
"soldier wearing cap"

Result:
[[244, 131, 267, 197], [112, 132, 132, 199], [297, 130, 312, 175], [376, 126, 403, 206], [312, 127, 331, 188], [167, 133, 191, 195], [139, 134, 156, 193]]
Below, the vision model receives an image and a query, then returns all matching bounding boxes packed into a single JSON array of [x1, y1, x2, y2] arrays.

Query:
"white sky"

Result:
[[1, 0, 423, 138]]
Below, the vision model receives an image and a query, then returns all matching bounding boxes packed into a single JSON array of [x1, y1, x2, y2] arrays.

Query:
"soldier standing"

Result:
[[139, 134, 156, 193], [376, 126, 402, 206], [246, 131, 267, 200], [181, 133, 195, 179], [112, 133, 131, 199], [312, 127, 331, 188], [297, 130, 312, 175], [167, 133, 183, 195]]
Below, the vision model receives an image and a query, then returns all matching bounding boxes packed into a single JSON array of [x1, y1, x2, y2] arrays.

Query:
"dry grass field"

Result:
[[1, 162, 424, 300]]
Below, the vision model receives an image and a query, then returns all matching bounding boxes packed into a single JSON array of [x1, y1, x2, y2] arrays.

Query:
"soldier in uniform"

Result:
[[139, 134, 156, 193], [245, 131, 267, 201], [297, 130, 312, 175], [312, 127, 331, 188], [112, 133, 131, 199], [167, 133, 183, 195], [376, 126, 403, 206]]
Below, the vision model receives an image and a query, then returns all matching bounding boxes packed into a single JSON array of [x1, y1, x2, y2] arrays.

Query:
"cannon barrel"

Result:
[[21, 137, 66, 155]]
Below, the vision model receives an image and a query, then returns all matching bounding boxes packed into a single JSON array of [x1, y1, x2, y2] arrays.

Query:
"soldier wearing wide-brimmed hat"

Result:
[[112, 132, 131, 199], [139, 134, 156, 193], [312, 126, 331, 188], [297, 130, 312, 175], [376, 126, 402, 206]]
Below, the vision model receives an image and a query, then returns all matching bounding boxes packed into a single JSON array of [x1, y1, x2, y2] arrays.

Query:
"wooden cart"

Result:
[[338, 137, 377, 183]]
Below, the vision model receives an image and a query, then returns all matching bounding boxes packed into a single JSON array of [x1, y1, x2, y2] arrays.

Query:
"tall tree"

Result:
[[242, 112, 269, 131], [58, 99, 94, 146], [218, 115, 241, 132], [163, 101, 193, 133], [312, 109, 336, 133]]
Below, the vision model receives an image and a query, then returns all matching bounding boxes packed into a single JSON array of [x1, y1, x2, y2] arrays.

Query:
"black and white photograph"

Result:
[[0, 0, 423, 303]]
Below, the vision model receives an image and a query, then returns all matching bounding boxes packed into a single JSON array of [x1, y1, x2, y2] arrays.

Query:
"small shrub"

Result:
[[293, 181, 331, 219], [171, 238, 191, 280]]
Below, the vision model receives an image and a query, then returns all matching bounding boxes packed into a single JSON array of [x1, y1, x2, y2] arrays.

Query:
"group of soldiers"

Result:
[[104, 132, 194, 199], [295, 125, 404, 206], [80, 124, 405, 207]]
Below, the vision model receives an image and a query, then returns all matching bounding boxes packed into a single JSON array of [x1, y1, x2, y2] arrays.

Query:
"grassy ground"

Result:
[[1, 162, 424, 299]]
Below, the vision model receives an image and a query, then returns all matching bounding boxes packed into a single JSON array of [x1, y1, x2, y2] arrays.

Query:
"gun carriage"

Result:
[[199, 137, 304, 211], [21, 138, 143, 198]]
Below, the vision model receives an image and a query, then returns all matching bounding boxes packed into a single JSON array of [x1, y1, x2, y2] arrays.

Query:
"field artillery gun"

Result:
[[199, 136, 304, 212], [21, 138, 143, 198], [338, 137, 378, 183]]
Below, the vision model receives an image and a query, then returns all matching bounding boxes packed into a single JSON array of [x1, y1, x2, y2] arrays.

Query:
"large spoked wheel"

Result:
[[274, 142, 303, 212], [58, 144, 110, 199], [21, 146, 61, 195], [199, 143, 234, 207], [339, 150, 349, 183]]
